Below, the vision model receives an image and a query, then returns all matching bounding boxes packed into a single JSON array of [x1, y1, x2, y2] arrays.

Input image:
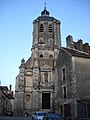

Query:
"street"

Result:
[[0, 117, 32, 120]]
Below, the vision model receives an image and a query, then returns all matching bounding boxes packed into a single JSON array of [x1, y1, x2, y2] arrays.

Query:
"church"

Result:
[[15, 6, 61, 116]]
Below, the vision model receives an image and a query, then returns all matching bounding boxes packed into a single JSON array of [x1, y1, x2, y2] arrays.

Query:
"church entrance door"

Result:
[[42, 93, 50, 109]]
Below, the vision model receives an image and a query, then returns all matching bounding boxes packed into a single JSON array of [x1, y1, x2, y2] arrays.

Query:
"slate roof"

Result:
[[34, 7, 60, 22], [34, 16, 60, 22], [63, 47, 90, 58], [19, 57, 32, 69], [25, 57, 32, 69]]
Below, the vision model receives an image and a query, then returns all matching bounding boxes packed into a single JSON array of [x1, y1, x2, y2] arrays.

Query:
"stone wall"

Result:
[[56, 47, 90, 118], [56, 48, 74, 115], [74, 57, 90, 99]]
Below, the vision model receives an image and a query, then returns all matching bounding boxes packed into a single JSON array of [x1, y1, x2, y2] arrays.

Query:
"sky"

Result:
[[0, 0, 90, 91]]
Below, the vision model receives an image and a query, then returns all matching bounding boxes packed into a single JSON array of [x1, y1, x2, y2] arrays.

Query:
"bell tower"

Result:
[[31, 6, 61, 111]]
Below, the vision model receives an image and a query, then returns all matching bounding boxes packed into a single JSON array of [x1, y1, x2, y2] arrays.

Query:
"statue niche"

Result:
[[39, 38, 45, 44], [48, 38, 53, 50], [44, 72, 48, 82]]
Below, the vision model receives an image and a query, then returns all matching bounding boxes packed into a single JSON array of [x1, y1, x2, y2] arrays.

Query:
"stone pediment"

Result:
[[41, 65, 52, 71]]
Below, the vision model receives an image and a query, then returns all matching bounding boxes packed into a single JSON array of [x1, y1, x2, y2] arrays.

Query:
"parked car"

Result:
[[32, 111, 46, 120], [48, 109, 55, 114], [56, 114, 65, 119], [44, 113, 64, 120]]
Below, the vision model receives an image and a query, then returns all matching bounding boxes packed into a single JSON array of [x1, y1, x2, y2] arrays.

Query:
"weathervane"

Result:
[[44, 1, 47, 9]]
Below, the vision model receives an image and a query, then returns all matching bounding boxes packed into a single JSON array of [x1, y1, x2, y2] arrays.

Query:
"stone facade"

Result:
[[15, 7, 61, 116], [56, 38, 90, 119]]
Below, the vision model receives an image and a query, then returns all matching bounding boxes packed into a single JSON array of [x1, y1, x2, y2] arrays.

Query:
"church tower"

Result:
[[15, 6, 61, 116], [32, 5, 61, 110]]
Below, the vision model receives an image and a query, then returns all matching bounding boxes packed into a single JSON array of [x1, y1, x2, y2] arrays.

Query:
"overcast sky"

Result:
[[0, 0, 90, 91]]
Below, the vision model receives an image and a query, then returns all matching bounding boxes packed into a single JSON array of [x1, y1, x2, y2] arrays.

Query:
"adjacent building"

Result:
[[15, 6, 61, 116], [0, 86, 14, 116], [56, 35, 90, 119]]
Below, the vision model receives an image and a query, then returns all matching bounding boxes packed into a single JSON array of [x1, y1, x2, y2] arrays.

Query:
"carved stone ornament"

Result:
[[39, 38, 45, 44], [33, 84, 38, 90], [44, 51, 48, 58], [48, 38, 53, 49], [34, 79, 38, 85], [19, 79, 24, 89], [49, 54, 53, 58], [41, 65, 52, 71], [25, 94, 31, 101], [18, 84, 23, 89]]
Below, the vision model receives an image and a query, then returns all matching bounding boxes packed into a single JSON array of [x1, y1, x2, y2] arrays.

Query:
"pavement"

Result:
[[0, 117, 32, 120]]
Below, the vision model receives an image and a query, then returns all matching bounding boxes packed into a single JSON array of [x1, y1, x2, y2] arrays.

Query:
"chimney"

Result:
[[66, 35, 74, 49], [73, 42, 77, 49], [83, 43, 89, 53], [9, 84, 12, 91], [77, 39, 83, 51]]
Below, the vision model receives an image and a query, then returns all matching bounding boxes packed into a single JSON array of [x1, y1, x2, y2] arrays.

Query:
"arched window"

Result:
[[40, 24, 44, 32], [48, 24, 53, 32]]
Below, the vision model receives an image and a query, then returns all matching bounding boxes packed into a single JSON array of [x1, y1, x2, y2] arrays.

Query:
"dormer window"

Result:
[[40, 24, 44, 32], [48, 24, 53, 32]]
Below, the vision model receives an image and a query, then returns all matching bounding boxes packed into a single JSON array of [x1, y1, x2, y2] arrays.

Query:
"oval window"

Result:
[[40, 54, 43, 58]]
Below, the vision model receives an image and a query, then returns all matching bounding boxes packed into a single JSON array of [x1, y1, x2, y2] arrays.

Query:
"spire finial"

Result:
[[44, 1, 47, 10], [41, 1, 50, 16]]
